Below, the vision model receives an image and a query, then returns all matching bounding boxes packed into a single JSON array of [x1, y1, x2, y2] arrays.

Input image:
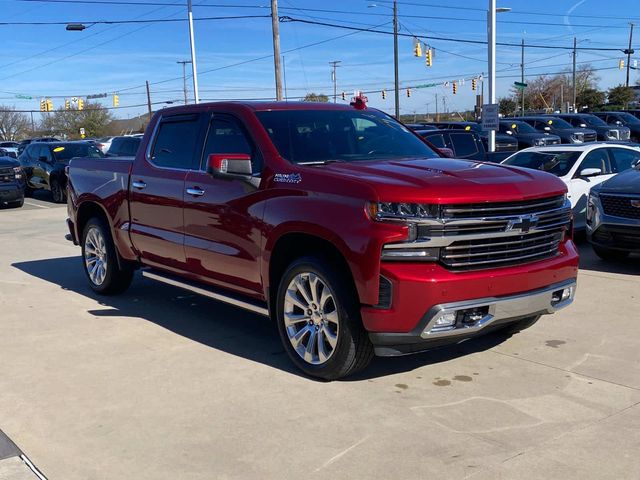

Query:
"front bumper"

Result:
[[369, 279, 576, 356], [586, 196, 640, 253], [0, 184, 24, 204]]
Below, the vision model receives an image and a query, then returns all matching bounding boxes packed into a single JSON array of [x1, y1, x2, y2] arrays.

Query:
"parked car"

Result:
[[95, 136, 116, 154], [17, 137, 60, 157], [512, 116, 597, 144], [590, 111, 640, 142], [586, 164, 640, 260], [551, 113, 631, 141], [501, 143, 640, 229], [404, 123, 438, 131], [66, 101, 578, 380], [426, 121, 518, 156], [0, 141, 19, 158], [0, 154, 25, 208], [499, 120, 561, 149], [106, 136, 142, 157], [416, 129, 485, 162], [19, 141, 104, 203]]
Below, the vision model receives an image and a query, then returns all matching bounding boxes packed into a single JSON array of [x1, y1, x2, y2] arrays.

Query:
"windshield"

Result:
[[52, 143, 104, 161], [546, 118, 574, 129], [503, 150, 582, 176], [255, 109, 439, 164], [580, 115, 607, 127]]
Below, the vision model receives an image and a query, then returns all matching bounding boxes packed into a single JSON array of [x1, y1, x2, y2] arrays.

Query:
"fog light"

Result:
[[434, 312, 456, 327], [552, 286, 573, 305]]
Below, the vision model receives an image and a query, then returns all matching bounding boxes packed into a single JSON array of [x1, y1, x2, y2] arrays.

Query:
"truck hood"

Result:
[[0, 157, 20, 168], [595, 168, 640, 194], [317, 157, 567, 203]]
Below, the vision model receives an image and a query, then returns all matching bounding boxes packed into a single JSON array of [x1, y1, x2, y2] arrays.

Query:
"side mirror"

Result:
[[438, 147, 455, 158], [506, 130, 513, 135], [544, 126, 551, 131], [580, 167, 602, 177], [616, 120, 623, 126], [579, 123, 587, 128], [207, 153, 252, 177]]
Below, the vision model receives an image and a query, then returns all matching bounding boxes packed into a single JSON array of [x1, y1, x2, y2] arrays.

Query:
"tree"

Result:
[[576, 88, 605, 109], [0, 106, 30, 140], [607, 85, 635, 107], [303, 93, 329, 103], [498, 97, 517, 116], [39, 101, 114, 139]]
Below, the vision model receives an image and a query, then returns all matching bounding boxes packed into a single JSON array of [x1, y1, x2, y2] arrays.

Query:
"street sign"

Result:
[[514, 81, 528, 90], [482, 104, 499, 131], [79, 127, 86, 139], [15, 94, 33, 100]]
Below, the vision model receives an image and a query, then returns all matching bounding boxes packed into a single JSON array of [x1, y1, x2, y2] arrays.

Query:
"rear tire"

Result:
[[51, 178, 66, 203], [81, 217, 133, 295], [275, 256, 374, 380], [593, 245, 629, 262]]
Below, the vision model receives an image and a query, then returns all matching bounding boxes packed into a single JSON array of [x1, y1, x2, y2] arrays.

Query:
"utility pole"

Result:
[[572, 37, 577, 112], [393, 0, 400, 119], [626, 23, 635, 87], [521, 38, 525, 116], [177, 60, 191, 105], [271, 0, 283, 100], [435, 93, 439, 121], [146, 81, 152, 122], [330, 60, 341, 103], [560, 83, 564, 113], [187, 0, 199, 104]]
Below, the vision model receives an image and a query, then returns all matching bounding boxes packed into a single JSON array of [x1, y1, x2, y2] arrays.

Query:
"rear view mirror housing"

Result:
[[438, 147, 455, 158], [579, 167, 602, 178], [207, 153, 252, 177]]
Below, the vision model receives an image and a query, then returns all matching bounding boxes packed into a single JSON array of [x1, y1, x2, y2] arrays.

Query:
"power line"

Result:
[[0, 14, 269, 26]]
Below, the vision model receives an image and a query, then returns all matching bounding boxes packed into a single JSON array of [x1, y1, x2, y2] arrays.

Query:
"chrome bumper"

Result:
[[420, 279, 576, 339]]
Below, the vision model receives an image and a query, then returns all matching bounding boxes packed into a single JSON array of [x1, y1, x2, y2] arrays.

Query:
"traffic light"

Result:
[[113, 94, 119, 107], [452, 82, 458, 95], [413, 41, 422, 57], [341, 91, 346, 101], [381, 90, 387, 100], [426, 48, 433, 67], [78, 98, 85, 110], [406, 88, 411, 97], [65, 99, 71, 110], [619, 59, 625, 69], [471, 78, 477, 91], [40, 99, 47, 112], [46, 99, 53, 112]]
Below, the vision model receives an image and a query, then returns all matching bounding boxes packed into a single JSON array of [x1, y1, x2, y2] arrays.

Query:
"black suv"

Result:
[[499, 120, 561, 149], [552, 113, 631, 141], [591, 112, 640, 142], [106, 136, 142, 157], [0, 153, 25, 208], [426, 121, 518, 155], [587, 163, 640, 260], [516, 116, 597, 144], [18, 141, 104, 203]]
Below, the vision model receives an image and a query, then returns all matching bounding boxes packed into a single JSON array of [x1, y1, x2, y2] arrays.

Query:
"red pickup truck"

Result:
[[66, 101, 578, 379]]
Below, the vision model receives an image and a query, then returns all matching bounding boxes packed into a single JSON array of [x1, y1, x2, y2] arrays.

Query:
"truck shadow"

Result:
[[13, 256, 523, 382]]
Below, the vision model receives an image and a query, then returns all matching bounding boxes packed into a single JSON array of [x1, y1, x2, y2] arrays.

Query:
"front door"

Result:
[[183, 113, 265, 297], [129, 113, 204, 271]]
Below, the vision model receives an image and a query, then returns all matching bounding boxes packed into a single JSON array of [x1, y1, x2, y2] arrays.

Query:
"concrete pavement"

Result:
[[0, 205, 638, 479]]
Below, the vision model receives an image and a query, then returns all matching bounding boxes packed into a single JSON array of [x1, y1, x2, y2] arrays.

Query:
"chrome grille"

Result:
[[0, 167, 15, 183], [600, 194, 640, 220], [441, 195, 566, 219], [584, 132, 597, 142]]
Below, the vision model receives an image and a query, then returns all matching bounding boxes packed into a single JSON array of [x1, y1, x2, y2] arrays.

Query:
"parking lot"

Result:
[[0, 202, 639, 479]]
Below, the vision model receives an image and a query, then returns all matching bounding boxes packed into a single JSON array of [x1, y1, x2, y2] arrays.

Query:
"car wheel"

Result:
[[593, 245, 629, 262], [81, 217, 133, 295], [497, 315, 541, 335], [9, 199, 24, 208], [50, 178, 66, 203], [276, 256, 374, 380]]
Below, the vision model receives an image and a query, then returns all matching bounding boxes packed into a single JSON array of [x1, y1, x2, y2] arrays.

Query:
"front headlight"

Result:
[[534, 138, 545, 146], [369, 202, 439, 221], [12, 166, 23, 179], [571, 133, 584, 143], [586, 191, 600, 226]]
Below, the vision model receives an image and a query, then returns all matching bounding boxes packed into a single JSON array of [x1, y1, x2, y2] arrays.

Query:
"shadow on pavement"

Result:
[[13, 256, 525, 381], [575, 238, 639, 276]]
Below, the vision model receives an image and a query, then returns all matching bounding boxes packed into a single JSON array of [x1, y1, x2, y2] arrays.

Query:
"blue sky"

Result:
[[0, 0, 638, 118]]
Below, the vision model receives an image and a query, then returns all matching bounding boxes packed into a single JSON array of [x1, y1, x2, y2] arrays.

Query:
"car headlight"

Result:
[[369, 202, 439, 221], [534, 138, 545, 146], [586, 191, 600, 226], [12, 166, 23, 180], [571, 133, 584, 143]]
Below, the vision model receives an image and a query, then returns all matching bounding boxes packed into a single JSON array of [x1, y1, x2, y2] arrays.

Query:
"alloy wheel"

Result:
[[84, 227, 108, 286]]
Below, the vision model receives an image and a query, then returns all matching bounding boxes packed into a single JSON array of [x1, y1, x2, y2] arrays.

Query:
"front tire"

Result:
[[50, 178, 66, 203], [276, 256, 374, 380], [593, 245, 629, 262], [81, 217, 133, 295]]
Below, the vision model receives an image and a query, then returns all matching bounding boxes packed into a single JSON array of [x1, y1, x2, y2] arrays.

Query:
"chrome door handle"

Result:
[[186, 187, 205, 197], [132, 180, 147, 190]]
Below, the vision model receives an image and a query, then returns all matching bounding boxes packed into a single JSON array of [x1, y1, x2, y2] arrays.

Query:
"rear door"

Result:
[[129, 113, 204, 271], [182, 113, 265, 296]]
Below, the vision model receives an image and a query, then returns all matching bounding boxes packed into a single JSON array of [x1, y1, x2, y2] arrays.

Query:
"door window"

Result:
[[608, 148, 640, 172], [425, 134, 446, 148], [150, 116, 201, 169], [450, 133, 479, 157], [37, 145, 53, 162], [578, 149, 611, 175], [203, 116, 262, 174]]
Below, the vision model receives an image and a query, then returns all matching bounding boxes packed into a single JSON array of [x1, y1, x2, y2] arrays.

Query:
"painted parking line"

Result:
[[23, 201, 50, 209]]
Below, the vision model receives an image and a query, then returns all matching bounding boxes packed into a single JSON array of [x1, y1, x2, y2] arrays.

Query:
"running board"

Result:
[[142, 269, 270, 317]]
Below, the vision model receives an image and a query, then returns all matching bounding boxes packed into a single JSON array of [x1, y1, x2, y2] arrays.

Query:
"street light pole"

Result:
[[393, 0, 400, 119], [487, 0, 497, 153], [626, 23, 635, 88], [177, 60, 191, 105], [187, 0, 199, 104]]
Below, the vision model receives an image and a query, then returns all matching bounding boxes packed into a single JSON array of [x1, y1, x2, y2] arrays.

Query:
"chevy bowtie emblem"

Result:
[[631, 200, 640, 208], [506, 214, 540, 233]]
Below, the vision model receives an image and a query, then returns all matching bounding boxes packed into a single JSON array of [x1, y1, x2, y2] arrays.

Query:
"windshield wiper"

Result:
[[297, 159, 345, 165]]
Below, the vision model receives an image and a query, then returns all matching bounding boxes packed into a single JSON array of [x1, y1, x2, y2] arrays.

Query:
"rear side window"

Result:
[[608, 148, 640, 172], [424, 134, 446, 148], [122, 138, 141, 156], [450, 133, 479, 157], [151, 116, 201, 169]]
